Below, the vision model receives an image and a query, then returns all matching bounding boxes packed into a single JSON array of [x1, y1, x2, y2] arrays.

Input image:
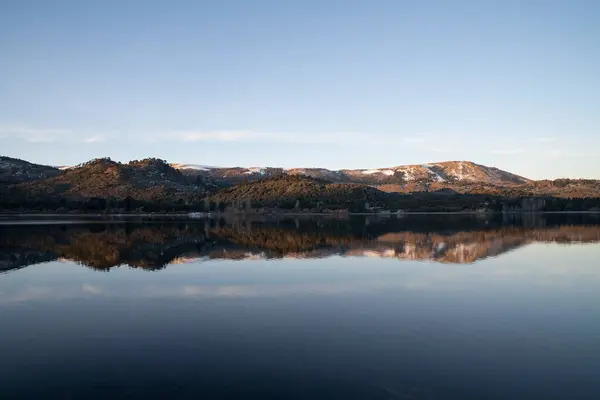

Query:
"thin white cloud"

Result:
[[537, 137, 557, 143], [168, 130, 336, 144], [0, 125, 72, 143], [0, 124, 439, 148], [403, 137, 427, 144], [82, 135, 105, 143], [165, 130, 438, 147], [547, 149, 566, 157], [492, 148, 525, 155], [175, 130, 258, 142], [0, 124, 115, 144]]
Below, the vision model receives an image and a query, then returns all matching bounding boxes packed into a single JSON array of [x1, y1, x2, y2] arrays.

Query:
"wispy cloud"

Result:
[[167, 130, 336, 144], [492, 148, 525, 155], [537, 137, 557, 143], [0, 124, 115, 144], [82, 135, 105, 143], [430, 147, 451, 153], [173, 130, 260, 143], [1, 124, 440, 149], [403, 137, 427, 144], [547, 149, 566, 157], [0, 125, 72, 143], [164, 130, 437, 147]]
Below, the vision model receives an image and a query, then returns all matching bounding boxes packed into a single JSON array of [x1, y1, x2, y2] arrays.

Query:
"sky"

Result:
[[0, 0, 599, 179]]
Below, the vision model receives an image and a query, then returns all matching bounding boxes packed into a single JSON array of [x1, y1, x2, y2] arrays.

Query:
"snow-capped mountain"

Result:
[[174, 161, 530, 187], [0, 156, 532, 190]]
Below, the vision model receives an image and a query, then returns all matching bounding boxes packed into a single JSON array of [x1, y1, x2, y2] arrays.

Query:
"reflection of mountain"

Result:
[[1, 215, 600, 272], [0, 224, 214, 272]]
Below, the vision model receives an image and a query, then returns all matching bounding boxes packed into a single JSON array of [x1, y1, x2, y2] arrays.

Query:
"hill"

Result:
[[0, 156, 61, 184], [3, 158, 214, 210], [208, 174, 390, 211]]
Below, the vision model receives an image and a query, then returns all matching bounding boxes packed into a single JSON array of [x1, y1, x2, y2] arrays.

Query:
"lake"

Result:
[[1, 214, 600, 399]]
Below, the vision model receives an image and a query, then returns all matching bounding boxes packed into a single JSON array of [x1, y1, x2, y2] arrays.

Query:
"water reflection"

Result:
[[2, 215, 600, 399], [1, 214, 600, 272]]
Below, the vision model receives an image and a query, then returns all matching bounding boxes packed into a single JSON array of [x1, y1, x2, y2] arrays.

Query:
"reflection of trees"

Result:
[[1, 215, 600, 272], [0, 223, 213, 272]]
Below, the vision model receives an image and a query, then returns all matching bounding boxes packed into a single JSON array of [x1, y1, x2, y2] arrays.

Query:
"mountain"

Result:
[[175, 161, 600, 199], [2, 156, 600, 213], [28, 158, 546, 189], [12, 157, 212, 202], [175, 161, 531, 188], [0, 156, 61, 184]]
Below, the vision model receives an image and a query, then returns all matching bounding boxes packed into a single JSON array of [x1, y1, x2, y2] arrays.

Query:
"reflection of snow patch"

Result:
[[170, 256, 202, 264], [243, 252, 264, 260], [356, 250, 397, 258]]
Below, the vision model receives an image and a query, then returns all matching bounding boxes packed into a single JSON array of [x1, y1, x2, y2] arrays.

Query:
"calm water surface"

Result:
[[1, 215, 600, 399]]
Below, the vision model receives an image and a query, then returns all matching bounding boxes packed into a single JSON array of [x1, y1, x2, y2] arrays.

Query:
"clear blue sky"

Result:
[[1, 0, 599, 179]]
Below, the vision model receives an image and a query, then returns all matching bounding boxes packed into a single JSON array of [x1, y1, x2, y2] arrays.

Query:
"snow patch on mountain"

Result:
[[422, 164, 445, 182], [362, 169, 395, 176], [394, 166, 417, 181], [245, 167, 266, 175], [170, 163, 214, 171], [454, 162, 467, 180]]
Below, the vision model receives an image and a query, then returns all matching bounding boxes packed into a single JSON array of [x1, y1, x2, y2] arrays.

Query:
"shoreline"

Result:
[[1, 210, 599, 218]]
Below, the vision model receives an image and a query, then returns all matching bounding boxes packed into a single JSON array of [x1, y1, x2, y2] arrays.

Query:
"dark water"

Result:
[[1, 214, 600, 399]]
